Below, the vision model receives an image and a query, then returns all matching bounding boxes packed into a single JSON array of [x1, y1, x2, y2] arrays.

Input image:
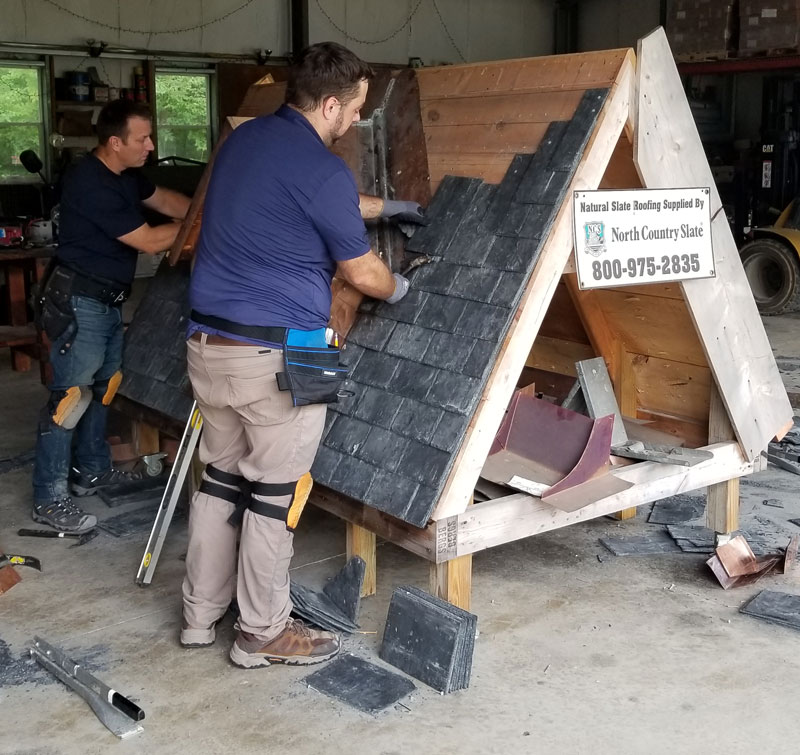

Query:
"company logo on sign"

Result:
[[583, 221, 606, 257]]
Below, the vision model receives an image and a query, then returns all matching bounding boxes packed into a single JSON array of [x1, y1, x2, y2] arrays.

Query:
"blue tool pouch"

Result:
[[276, 329, 349, 407]]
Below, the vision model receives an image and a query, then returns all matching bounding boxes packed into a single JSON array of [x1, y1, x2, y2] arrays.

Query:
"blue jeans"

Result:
[[32, 295, 123, 502]]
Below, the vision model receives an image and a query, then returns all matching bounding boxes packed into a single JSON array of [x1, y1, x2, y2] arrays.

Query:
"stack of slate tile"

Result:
[[379, 585, 477, 694], [290, 557, 365, 634], [311, 88, 609, 527]]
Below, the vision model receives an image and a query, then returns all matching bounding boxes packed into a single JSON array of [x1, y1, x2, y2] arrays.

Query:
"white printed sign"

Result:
[[573, 188, 715, 290]]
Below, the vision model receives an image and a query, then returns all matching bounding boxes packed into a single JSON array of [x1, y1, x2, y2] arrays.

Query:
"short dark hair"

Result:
[[285, 42, 373, 111], [96, 99, 152, 145]]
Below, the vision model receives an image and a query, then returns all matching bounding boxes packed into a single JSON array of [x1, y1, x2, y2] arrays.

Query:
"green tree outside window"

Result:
[[155, 73, 211, 162], [0, 65, 45, 181]]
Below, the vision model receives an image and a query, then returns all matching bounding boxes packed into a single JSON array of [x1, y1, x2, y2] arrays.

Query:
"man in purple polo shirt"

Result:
[[181, 42, 424, 668]]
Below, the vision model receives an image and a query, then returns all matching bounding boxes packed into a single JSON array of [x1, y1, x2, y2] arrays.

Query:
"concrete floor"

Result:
[[1, 317, 800, 755]]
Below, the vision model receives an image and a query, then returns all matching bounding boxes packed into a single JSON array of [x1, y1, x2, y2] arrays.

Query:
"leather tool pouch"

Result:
[[276, 344, 349, 407], [38, 266, 77, 346]]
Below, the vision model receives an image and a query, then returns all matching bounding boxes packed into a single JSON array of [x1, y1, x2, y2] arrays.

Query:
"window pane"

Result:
[[0, 67, 41, 124], [157, 126, 209, 162], [0, 124, 43, 180], [156, 74, 209, 126]]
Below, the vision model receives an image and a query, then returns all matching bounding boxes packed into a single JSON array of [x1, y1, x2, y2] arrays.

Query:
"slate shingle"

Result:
[[490, 271, 527, 308], [324, 415, 373, 455], [354, 350, 402, 388], [401, 441, 452, 487], [388, 359, 439, 400], [352, 385, 404, 428], [363, 469, 419, 515], [391, 399, 443, 444], [310, 444, 343, 480], [430, 411, 470, 453], [426, 371, 481, 415], [421, 331, 476, 372], [374, 288, 429, 324], [346, 316, 397, 350], [356, 426, 410, 472], [417, 292, 468, 333], [463, 339, 497, 378], [453, 301, 509, 341], [384, 322, 435, 362], [328, 455, 377, 501], [451, 266, 504, 303], [408, 259, 461, 295], [404, 484, 439, 527]]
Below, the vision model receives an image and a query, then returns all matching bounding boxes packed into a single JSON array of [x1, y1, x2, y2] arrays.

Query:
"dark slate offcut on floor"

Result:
[[311, 88, 609, 527]]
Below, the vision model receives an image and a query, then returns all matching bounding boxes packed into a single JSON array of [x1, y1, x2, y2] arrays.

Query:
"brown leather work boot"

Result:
[[229, 618, 340, 669]]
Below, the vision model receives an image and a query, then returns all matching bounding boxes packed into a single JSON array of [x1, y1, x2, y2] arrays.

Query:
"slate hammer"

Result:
[[17, 528, 98, 547], [0, 553, 42, 571]]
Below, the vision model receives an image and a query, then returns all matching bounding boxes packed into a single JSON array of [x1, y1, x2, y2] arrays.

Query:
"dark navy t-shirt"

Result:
[[189, 105, 370, 334], [57, 154, 155, 286]]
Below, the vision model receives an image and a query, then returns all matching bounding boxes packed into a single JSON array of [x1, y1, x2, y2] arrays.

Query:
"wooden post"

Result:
[[614, 345, 637, 520], [132, 421, 160, 457], [346, 523, 376, 597], [706, 383, 739, 534], [430, 554, 473, 611]]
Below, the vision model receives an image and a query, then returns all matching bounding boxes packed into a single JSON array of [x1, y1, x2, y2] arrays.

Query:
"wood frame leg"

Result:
[[346, 522, 376, 597], [706, 382, 739, 534], [430, 554, 472, 611], [132, 420, 160, 457]]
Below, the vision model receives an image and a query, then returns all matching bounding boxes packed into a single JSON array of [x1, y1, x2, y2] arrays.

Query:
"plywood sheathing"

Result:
[[312, 82, 618, 527], [634, 28, 792, 460]]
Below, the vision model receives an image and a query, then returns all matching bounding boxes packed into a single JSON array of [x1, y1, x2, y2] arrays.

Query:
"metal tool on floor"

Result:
[[0, 553, 42, 571], [136, 401, 203, 586], [17, 528, 98, 547], [30, 636, 144, 739]]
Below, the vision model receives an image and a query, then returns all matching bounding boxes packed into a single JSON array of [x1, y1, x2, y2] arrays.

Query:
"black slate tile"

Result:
[[486, 236, 533, 273], [463, 339, 496, 378], [430, 411, 469, 453], [352, 385, 404, 428], [405, 176, 483, 255], [324, 415, 373, 455], [548, 88, 609, 173], [426, 371, 481, 415], [357, 298, 379, 315], [340, 342, 366, 371], [451, 266, 504, 303], [328, 455, 377, 501], [346, 316, 397, 351], [363, 469, 419, 516], [417, 292, 468, 333], [483, 153, 534, 233], [403, 484, 439, 527], [384, 322, 435, 362], [391, 399, 444, 444], [374, 288, 429, 324], [310, 444, 343, 481], [422, 330, 477, 372], [356, 426, 410, 472], [400, 441, 452, 487], [439, 183, 497, 265], [453, 301, 509, 341], [489, 271, 527, 308], [388, 359, 439, 400], [496, 202, 533, 239], [408, 259, 461, 295], [514, 121, 569, 204], [352, 350, 402, 388]]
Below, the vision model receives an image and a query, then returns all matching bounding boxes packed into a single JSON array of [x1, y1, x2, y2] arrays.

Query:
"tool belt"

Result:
[[199, 464, 312, 531], [35, 264, 129, 348], [190, 310, 348, 406]]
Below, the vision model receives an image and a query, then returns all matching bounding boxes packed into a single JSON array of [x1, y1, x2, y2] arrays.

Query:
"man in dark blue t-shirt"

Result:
[[181, 43, 425, 669], [32, 100, 190, 533]]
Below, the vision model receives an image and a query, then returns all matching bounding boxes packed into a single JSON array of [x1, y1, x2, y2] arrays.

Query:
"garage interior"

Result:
[[2, 2, 800, 753]]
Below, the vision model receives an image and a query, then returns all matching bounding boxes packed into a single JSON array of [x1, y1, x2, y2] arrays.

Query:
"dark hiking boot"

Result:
[[229, 618, 339, 669], [70, 467, 144, 497], [32, 496, 97, 533]]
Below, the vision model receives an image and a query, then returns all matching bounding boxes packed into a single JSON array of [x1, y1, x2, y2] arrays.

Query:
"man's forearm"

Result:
[[145, 187, 191, 220], [358, 193, 384, 220], [336, 250, 395, 299]]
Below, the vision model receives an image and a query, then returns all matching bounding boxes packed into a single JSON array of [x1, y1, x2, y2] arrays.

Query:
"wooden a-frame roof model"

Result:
[[120, 28, 790, 533]]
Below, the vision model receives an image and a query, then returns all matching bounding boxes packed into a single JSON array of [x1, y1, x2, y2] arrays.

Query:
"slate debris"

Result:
[[379, 585, 477, 694], [289, 557, 366, 634], [647, 494, 706, 525], [600, 529, 683, 556], [739, 590, 800, 631], [97, 499, 185, 538], [304, 654, 416, 714], [96, 476, 167, 508]]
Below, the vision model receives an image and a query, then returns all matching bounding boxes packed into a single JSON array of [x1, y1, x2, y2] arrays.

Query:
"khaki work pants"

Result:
[[182, 335, 326, 642]]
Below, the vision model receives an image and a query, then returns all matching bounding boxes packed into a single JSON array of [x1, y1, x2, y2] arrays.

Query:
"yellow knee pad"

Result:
[[101, 370, 123, 405], [51, 386, 92, 429]]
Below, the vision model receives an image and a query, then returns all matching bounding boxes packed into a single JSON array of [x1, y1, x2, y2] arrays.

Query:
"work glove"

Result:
[[385, 273, 410, 304], [380, 199, 427, 225]]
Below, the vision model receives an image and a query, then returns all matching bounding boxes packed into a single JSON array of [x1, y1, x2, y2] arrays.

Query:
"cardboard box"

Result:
[[740, 1, 800, 53], [668, 0, 738, 59]]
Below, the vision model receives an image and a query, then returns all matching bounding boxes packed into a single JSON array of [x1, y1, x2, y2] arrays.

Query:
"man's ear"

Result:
[[321, 95, 339, 121], [108, 135, 121, 152]]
